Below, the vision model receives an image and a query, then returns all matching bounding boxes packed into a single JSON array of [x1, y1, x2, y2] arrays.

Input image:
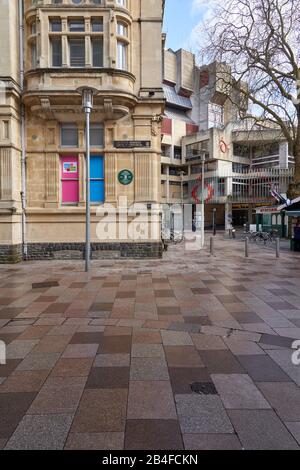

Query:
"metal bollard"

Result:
[[245, 237, 249, 258], [276, 238, 280, 259], [210, 237, 214, 256]]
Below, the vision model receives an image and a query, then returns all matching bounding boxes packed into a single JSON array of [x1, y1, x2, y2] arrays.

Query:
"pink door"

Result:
[[60, 156, 79, 204]]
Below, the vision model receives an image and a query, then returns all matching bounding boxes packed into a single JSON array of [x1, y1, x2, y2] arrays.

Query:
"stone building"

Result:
[[0, 0, 165, 263]]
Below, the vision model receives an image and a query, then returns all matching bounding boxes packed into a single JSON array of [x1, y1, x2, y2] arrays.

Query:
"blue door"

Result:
[[90, 155, 105, 203]]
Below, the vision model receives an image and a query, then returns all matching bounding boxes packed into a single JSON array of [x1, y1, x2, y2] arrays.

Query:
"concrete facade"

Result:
[[161, 47, 294, 230], [0, 0, 165, 262]]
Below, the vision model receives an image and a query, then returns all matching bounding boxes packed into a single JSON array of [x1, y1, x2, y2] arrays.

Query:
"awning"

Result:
[[286, 211, 300, 217]]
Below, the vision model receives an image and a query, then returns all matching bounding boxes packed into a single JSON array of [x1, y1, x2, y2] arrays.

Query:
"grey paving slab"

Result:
[[183, 434, 242, 450], [5, 414, 74, 450], [130, 357, 169, 381], [266, 349, 300, 385], [16, 352, 60, 371], [228, 410, 299, 450], [131, 344, 165, 358], [212, 374, 271, 409], [161, 330, 193, 346], [237, 355, 291, 382], [285, 422, 300, 445], [191, 334, 227, 351], [257, 382, 300, 421], [6, 339, 39, 359], [224, 338, 265, 356], [175, 395, 234, 434]]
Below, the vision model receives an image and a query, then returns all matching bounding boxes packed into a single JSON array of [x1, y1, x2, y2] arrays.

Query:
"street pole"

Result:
[[213, 208, 217, 236], [76, 87, 98, 273], [85, 109, 91, 273], [201, 154, 205, 248]]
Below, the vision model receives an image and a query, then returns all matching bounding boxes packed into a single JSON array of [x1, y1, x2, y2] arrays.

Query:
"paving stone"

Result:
[[0, 370, 49, 393], [71, 389, 128, 433], [130, 357, 169, 381], [125, 420, 183, 450], [70, 332, 103, 344], [183, 434, 242, 450], [51, 358, 93, 377], [191, 334, 227, 351], [62, 344, 98, 359], [199, 350, 245, 374], [131, 344, 164, 358], [16, 352, 60, 371], [165, 346, 204, 368], [168, 322, 201, 333], [27, 376, 86, 415], [0, 392, 36, 439], [175, 394, 234, 434], [285, 422, 300, 445], [6, 340, 39, 359], [257, 382, 300, 421], [228, 410, 299, 450], [266, 350, 300, 385], [132, 329, 162, 344], [169, 367, 211, 395], [0, 439, 7, 449], [212, 374, 271, 409], [18, 325, 53, 340], [94, 354, 130, 368], [65, 432, 124, 450], [127, 381, 177, 420], [161, 330, 193, 346], [86, 367, 130, 389], [33, 335, 72, 353], [98, 336, 132, 354], [237, 355, 291, 382], [5, 413, 73, 450], [224, 339, 265, 356]]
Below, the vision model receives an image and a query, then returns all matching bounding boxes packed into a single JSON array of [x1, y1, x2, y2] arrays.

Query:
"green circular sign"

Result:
[[118, 169, 134, 186]]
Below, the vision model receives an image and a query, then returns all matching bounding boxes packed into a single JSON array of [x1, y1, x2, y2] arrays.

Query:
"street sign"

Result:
[[114, 141, 151, 149], [118, 169, 134, 186]]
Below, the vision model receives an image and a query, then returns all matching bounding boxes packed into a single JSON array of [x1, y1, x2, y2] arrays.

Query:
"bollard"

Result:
[[210, 237, 214, 256], [276, 238, 280, 259], [245, 237, 249, 258]]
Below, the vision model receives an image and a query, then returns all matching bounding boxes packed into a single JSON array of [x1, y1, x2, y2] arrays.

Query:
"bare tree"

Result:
[[198, 0, 300, 198]]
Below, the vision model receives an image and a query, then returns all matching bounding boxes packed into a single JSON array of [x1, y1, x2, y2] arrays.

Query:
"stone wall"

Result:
[[0, 244, 22, 263], [24, 242, 163, 261]]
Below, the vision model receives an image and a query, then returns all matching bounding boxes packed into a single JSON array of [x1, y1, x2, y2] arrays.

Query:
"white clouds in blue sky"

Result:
[[163, 0, 217, 52]]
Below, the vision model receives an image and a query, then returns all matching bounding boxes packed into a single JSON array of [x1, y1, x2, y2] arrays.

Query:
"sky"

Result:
[[163, 0, 210, 53]]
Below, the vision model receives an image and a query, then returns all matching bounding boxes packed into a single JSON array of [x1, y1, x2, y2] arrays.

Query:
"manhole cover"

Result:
[[191, 382, 218, 395]]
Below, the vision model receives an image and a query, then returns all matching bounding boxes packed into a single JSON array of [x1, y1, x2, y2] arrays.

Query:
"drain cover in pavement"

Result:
[[32, 281, 59, 289], [191, 382, 218, 395]]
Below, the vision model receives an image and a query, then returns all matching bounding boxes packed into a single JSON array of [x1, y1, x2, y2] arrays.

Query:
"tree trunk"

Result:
[[287, 108, 300, 200]]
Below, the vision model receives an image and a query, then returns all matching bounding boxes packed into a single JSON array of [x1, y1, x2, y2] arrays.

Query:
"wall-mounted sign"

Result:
[[114, 141, 151, 149], [118, 169, 134, 186], [63, 162, 78, 174]]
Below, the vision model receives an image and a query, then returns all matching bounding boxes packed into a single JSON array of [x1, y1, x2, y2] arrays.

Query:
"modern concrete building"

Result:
[[161, 47, 294, 230], [0, 0, 165, 262]]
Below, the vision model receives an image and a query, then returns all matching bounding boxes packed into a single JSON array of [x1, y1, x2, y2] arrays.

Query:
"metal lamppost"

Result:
[[200, 152, 206, 247], [179, 170, 187, 236], [76, 87, 98, 272], [213, 208, 217, 236]]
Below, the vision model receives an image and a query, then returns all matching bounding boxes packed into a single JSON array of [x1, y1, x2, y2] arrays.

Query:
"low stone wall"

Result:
[[0, 245, 23, 264], [24, 242, 163, 261]]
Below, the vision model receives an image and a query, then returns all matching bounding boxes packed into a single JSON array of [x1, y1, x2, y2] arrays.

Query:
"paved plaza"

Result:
[[0, 236, 300, 450]]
